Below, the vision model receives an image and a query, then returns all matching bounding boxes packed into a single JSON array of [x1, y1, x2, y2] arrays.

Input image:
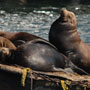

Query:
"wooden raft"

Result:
[[0, 64, 90, 90]]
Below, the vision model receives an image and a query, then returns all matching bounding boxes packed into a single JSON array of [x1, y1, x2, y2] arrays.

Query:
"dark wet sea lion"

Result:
[[0, 31, 43, 46], [0, 39, 89, 75], [49, 8, 90, 73]]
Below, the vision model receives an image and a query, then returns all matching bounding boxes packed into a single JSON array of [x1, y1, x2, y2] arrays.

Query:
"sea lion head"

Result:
[[0, 47, 10, 55], [59, 8, 77, 30], [0, 47, 11, 63]]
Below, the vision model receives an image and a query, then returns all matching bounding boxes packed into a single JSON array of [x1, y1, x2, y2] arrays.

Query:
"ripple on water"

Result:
[[0, 10, 57, 40], [77, 14, 90, 44]]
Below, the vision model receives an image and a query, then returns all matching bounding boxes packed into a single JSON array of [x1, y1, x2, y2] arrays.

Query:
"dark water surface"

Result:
[[0, 2, 90, 44]]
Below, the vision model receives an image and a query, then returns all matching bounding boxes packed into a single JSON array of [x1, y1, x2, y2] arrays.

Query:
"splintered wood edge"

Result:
[[0, 64, 90, 82]]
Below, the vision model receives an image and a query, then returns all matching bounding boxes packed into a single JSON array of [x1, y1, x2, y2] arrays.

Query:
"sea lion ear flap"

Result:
[[13, 40, 26, 47]]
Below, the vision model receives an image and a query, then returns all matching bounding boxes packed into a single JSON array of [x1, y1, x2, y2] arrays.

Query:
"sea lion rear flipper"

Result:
[[29, 39, 57, 50], [68, 61, 90, 75], [72, 65, 90, 75]]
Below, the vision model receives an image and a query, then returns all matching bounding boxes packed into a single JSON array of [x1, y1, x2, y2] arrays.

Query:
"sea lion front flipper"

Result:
[[52, 67, 74, 74], [14, 40, 26, 47]]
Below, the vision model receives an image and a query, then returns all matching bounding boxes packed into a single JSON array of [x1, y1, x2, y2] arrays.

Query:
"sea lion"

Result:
[[0, 39, 89, 75], [0, 31, 43, 47], [0, 37, 16, 50], [49, 8, 90, 73], [0, 37, 16, 63]]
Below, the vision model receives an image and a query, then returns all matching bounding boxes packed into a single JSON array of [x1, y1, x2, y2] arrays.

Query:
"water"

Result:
[[0, 2, 90, 44], [0, 2, 89, 90]]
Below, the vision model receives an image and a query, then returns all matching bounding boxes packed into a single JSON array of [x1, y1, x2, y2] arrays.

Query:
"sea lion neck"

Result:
[[58, 21, 77, 31]]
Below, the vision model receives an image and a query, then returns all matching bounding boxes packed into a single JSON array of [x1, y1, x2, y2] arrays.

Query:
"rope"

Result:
[[61, 80, 69, 90], [21, 68, 33, 90], [83, 85, 87, 90]]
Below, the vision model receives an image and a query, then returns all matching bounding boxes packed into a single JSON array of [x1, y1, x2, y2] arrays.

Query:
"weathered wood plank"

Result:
[[0, 64, 90, 89]]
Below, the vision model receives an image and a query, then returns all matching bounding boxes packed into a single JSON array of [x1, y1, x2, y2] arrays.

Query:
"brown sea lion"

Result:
[[0, 37, 16, 63], [0, 37, 16, 50], [0, 39, 89, 75], [0, 31, 43, 47], [49, 8, 90, 73]]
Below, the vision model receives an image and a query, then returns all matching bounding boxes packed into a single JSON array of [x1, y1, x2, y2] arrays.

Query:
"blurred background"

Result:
[[0, 0, 90, 43]]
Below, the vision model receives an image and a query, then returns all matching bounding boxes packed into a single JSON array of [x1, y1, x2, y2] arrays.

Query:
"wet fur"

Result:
[[0, 31, 43, 46], [0, 39, 89, 75], [49, 8, 90, 73]]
